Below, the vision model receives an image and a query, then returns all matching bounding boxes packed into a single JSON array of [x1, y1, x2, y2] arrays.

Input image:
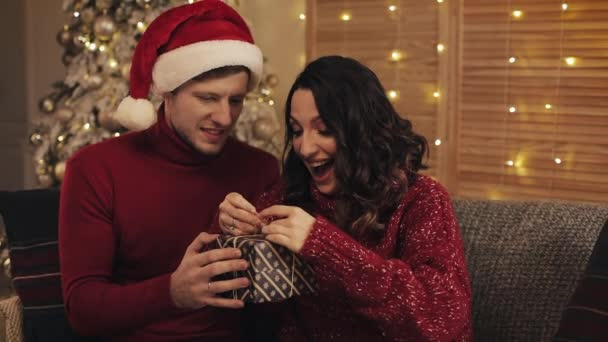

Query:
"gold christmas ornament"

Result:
[[252, 117, 278, 140], [81, 7, 97, 24], [35, 160, 50, 176], [80, 24, 92, 35], [94, 15, 116, 41], [85, 73, 104, 89], [56, 29, 72, 46], [72, 35, 86, 51], [96, 0, 115, 11], [37, 174, 54, 188], [39, 97, 56, 113], [54, 161, 67, 182], [121, 63, 131, 79], [54, 106, 75, 123], [29, 132, 44, 146], [98, 111, 122, 131], [265, 74, 279, 88], [136, 0, 155, 8], [2, 258, 10, 279]]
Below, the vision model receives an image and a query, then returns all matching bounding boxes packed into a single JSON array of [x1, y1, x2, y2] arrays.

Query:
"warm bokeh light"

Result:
[[340, 12, 351, 21]]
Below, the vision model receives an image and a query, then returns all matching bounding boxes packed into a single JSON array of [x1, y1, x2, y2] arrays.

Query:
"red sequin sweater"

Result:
[[253, 175, 472, 341]]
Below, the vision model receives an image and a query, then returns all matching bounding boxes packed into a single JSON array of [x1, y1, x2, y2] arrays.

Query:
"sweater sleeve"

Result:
[[298, 185, 471, 341], [59, 156, 182, 336]]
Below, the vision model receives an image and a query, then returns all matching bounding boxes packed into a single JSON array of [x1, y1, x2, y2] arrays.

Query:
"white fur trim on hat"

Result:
[[114, 96, 157, 131], [152, 40, 263, 93]]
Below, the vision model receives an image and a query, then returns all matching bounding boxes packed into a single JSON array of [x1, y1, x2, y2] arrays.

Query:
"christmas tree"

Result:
[[29, 0, 282, 188]]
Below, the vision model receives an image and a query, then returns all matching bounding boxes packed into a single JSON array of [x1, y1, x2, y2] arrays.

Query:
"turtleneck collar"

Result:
[[310, 184, 337, 219], [145, 106, 233, 166]]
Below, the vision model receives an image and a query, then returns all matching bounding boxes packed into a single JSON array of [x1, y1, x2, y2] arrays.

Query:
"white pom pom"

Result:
[[114, 96, 157, 131]]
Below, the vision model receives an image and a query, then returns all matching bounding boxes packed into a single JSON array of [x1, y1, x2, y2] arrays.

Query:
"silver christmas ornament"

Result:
[[94, 15, 116, 41]]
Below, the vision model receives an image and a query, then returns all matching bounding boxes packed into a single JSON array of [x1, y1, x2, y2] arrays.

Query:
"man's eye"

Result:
[[230, 98, 244, 105]]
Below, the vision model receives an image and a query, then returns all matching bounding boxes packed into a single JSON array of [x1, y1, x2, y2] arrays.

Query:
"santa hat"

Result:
[[114, 0, 263, 131]]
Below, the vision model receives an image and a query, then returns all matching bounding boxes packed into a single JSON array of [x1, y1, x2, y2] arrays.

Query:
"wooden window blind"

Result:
[[307, 0, 608, 204], [459, 0, 608, 203]]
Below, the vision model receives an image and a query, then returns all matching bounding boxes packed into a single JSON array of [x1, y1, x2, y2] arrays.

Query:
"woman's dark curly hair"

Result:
[[282, 56, 429, 237]]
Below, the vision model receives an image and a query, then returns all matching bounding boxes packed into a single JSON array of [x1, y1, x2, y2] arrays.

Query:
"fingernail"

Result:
[[235, 250, 242, 258], [242, 261, 249, 269]]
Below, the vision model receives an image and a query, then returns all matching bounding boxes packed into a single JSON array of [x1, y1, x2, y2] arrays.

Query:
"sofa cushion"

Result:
[[453, 199, 608, 342], [0, 189, 91, 341], [553, 218, 608, 340]]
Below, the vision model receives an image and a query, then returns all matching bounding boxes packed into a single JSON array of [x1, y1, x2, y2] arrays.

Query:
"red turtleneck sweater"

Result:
[[252, 176, 472, 341], [59, 111, 279, 341]]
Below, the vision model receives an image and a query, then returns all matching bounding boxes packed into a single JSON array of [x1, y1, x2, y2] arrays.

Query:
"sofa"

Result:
[[0, 189, 606, 341]]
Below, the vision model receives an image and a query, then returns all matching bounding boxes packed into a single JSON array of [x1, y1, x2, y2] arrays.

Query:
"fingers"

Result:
[[208, 277, 250, 295], [261, 223, 291, 237], [203, 296, 245, 309], [262, 223, 294, 251], [219, 211, 258, 235], [194, 247, 242, 266], [219, 193, 263, 234], [226, 192, 257, 213], [202, 258, 250, 278], [186, 232, 219, 256], [264, 233, 293, 251], [259, 205, 295, 219]]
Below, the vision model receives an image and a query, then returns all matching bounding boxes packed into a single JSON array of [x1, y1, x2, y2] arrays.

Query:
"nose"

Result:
[[212, 98, 234, 127], [297, 131, 319, 159]]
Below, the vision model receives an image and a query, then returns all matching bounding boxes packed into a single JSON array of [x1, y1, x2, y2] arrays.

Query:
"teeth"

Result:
[[202, 128, 223, 134], [310, 160, 329, 168]]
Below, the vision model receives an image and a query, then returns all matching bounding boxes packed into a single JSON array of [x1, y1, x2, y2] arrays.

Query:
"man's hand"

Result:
[[170, 232, 250, 309]]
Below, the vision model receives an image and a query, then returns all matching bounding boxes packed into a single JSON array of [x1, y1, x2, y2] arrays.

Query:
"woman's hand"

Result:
[[218, 193, 263, 236], [259, 205, 316, 253]]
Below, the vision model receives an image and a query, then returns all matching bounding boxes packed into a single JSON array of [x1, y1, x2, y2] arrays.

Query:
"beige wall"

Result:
[[23, 0, 66, 189], [239, 0, 307, 127], [0, 1, 27, 191], [0, 0, 65, 191]]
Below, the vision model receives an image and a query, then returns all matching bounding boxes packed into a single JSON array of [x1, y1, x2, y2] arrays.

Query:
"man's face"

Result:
[[164, 71, 249, 156]]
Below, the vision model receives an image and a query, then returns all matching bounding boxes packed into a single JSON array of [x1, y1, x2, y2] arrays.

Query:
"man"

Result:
[[58, 1, 279, 341]]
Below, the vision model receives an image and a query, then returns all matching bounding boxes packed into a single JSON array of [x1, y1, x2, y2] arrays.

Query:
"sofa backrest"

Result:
[[453, 199, 608, 342], [0, 189, 92, 341]]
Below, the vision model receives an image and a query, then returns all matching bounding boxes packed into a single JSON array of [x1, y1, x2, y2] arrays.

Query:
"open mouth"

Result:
[[200, 127, 225, 136], [199, 127, 228, 143], [308, 159, 334, 179]]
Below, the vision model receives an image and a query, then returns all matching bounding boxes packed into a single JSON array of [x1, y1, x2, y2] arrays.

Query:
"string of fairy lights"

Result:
[[550, 0, 569, 192], [502, 1, 573, 191], [298, 0, 446, 149]]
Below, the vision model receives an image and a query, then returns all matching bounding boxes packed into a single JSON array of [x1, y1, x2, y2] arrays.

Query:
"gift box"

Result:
[[215, 235, 318, 303]]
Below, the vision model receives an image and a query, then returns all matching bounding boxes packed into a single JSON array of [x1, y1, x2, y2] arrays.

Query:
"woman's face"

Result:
[[289, 89, 338, 195]]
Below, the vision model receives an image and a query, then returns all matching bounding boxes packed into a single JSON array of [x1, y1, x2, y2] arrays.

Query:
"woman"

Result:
[[218, 56, 472, 341]]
